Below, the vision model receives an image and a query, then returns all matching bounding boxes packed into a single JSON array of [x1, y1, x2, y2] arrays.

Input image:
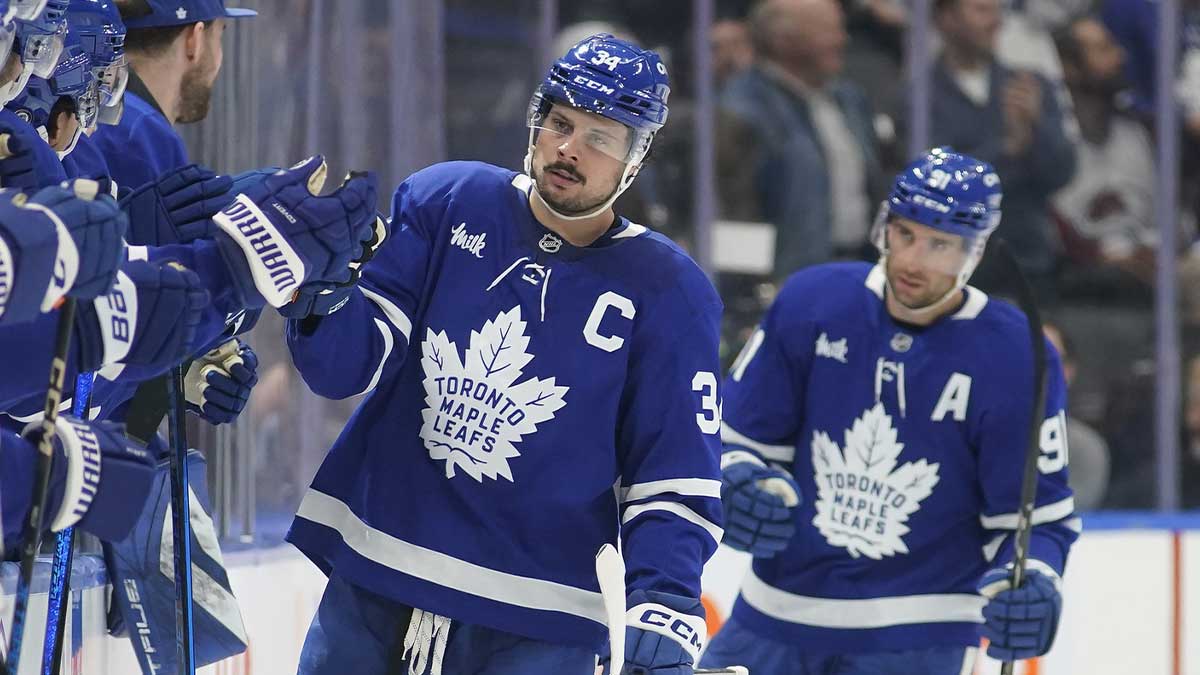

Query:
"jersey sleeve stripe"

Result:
[[621, 500, 724, 545], [741, 569, 985, 629], [356, 317, 395, 397], [620, 478, 722, 503], [295, 488, 608, 625], [360, 286, 413, 342], [979, 496, 1076, 530], [721, 424, 795, 462]]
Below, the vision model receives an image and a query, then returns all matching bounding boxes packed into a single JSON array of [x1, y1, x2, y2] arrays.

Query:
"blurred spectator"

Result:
[[711, 17, 755, 89], [720, 0, 884, 277], [1044, 322, 1110, 510], [931, 0, 1077, 298], [1051, 16, 1158, 301], [1100, 0, 1200, 122], [1184, 354, 1200, 507], [840, 0, 908, 175]]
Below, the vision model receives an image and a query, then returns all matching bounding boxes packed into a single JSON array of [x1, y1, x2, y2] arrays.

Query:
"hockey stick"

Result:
[[4, 178, 100, 675], [41, 372, 93, 675], [594, 544, 749, 675], [991, 240, 1048, 675], [165, 363, 197, 674], [3, 299, 78, 675]]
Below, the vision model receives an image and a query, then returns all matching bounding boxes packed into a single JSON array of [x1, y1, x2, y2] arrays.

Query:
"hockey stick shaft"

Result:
[[41, 373, 93, 675], [992, 240, 1048, 675], [166, 365, 196, 674], [3, 299, 77, 675]]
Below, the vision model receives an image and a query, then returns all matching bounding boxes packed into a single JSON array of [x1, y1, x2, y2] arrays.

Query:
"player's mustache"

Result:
[[544, 162, 585, 184]]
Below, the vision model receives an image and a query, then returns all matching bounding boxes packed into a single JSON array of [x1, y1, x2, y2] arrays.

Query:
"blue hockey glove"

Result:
[[23, 415, 157, 542], [278, 212, 388, 320], [599, 590, 705, 675], [977, 567, 1062, 661], [720, 452, 801, 557], [120, 163, 235, 245], [184, 338, 258, 424], [0, 131, 42, 189], [211, 155, 378, 309], [0, 192, 59, 326], [30, 179, 129, 301], [73, 260, 210, 374]]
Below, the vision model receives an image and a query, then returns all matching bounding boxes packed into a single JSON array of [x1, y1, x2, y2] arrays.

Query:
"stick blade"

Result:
[[595, 544, 626, 675]]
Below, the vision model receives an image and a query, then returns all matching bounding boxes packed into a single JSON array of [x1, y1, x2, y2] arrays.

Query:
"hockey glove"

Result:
[[211, 155, 378, 309], [720, 451, 801, 558], [599, 589, 705, 675], [30, 179, 129, 301], [0, 131, 42, 189], [73, 259, 210, 374], [977, 567, 1062, 661], [120, 163, 234, 246], [0, 191, 60, 325], [21, 416, 157, 542], [278, 212, 389, 320], [184, 338, 258, 424]]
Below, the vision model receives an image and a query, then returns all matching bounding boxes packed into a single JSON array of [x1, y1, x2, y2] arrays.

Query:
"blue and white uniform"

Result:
[[287, 161, 724, 661]]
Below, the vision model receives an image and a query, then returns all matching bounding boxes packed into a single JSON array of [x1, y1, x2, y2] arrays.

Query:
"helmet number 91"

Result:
[[590, 49, 623, 71]]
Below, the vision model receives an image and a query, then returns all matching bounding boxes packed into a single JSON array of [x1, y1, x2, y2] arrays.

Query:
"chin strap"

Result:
[[522, 128, 641, 221]]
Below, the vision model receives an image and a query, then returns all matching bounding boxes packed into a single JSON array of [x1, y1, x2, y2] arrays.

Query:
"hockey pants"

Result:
[[700, 615, 979, 675], [298, 573, 597, 675]]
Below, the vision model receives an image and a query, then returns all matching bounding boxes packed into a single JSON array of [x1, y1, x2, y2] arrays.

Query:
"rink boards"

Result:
[[0, 514, 1196, 674]]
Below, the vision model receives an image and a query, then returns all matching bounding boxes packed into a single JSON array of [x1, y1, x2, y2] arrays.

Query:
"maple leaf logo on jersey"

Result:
[[420, 305, 569, 482], [811, 403, 940, 559]]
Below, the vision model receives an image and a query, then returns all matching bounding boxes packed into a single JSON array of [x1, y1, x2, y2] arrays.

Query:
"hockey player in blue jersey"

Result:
[[699, 148, 1080, 675], [287, 33, 723, 675]]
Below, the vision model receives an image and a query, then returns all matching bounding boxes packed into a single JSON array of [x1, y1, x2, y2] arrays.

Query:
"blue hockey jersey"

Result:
[[0, 108, 68, 188], [721, 262, 1079, 655], [90, 81, 188, 190], [287, 161, 724, 650]]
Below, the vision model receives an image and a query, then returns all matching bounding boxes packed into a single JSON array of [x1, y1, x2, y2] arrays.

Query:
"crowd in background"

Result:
[[475, 0, 1200, 511]]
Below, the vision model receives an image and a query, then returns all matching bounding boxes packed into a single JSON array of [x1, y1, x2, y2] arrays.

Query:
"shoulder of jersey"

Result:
[[775, 261, 876, 314], [403, 160, 515, 203], [615, 227, 721, 310]]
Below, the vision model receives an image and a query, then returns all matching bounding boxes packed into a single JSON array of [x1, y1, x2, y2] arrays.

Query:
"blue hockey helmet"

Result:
[[524, 33, 670, 220], [874, 148, 1003, 302], [528, 33, 669, 165], [885, 147, 1002, 240], [13, 0, 68, 79], [65, 0, 126, 109]]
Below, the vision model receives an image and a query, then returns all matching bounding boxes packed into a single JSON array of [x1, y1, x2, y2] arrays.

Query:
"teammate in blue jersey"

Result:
[[287, 33, 723, 675], [699, 148, 1080, 675]]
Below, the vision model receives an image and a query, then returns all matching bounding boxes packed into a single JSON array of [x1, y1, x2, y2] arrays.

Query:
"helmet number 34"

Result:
[[590, 50, 623, 70]]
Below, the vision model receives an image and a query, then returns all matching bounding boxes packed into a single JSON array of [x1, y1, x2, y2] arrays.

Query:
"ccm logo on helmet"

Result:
[[572, 75, 616, 96], [637, 608, 704, 652], [911, 194, 951, 213]]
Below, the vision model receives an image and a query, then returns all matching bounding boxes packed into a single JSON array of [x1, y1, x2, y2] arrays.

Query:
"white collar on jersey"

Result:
[[865, 264, 989, 321], [510, 174, 648, 240]]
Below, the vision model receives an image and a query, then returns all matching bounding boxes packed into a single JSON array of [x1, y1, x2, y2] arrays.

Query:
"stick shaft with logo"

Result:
[[992, 239, 1048, 675], [2, 176, 95, 675], [41, 372, 93, 675], [165, 362, 197, 675]]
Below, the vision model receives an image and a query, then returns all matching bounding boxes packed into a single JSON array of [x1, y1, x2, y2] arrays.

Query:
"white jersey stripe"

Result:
[[979, 496, 1076, 530], [296, 489, 608, 625], [621, 501, 724, 545], [741, 570, 986, 629], [357, 318, 395, 397], [721, 424, 795, 462], [361, 285, 413, 342], [620, 478, 722, 503]]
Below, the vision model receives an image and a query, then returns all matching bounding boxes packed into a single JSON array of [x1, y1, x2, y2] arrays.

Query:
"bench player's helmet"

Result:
[[874, 147, 1003, 296], [525, 32, 670, 220]]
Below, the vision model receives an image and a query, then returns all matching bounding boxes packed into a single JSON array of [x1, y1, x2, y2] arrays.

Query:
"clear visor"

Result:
[[22, 28, 63, 78], [10, 0, 48, 23], [871, 205, 984, 281], [0, 25, 14, 61], [97, 94, 122, 125], [94, 59, 127, 108], [75, 81, 100, 131], [527, 104, 642, 164]]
